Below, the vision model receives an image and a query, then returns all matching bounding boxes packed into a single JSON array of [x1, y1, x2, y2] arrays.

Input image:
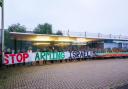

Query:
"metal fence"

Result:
[[25, 30, 128, 40], [61, 31, 128, 40]]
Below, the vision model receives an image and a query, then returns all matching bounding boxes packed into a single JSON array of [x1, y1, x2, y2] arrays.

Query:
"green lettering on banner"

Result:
[[35, 52, 40, 61], [40, 52, 45, 60], [52, 52, 65, 60], [52, 52, 55, 60], [47, 52, 51, 60], [51, 52, 54, 60], [35, 52, 65, 61], [61, 52, 65, 59], [53, 52, 57, 60], [56, 52, 60, 60], [45, 52, 50, 60]]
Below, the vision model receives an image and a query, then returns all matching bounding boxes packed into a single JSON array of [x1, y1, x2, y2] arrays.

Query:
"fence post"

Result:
[[109, 34, 112, 38], [98, 33, 100, 38], [85, 32, 86, 38], [119, 35, 121, 39], [67, 29, 69, 36], [0, 52, 2, 67]]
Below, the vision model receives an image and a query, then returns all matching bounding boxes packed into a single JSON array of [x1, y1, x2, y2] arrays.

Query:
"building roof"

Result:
[[10, 32, 98, 43]]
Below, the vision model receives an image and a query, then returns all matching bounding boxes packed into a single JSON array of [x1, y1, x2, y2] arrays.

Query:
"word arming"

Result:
[[35, 52, 65, 61], [4, 53, 29, 65]]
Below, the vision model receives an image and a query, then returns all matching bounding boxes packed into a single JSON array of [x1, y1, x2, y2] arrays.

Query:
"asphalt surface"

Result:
[[116, 84, 128, 89], [2, 59, 128, 89]]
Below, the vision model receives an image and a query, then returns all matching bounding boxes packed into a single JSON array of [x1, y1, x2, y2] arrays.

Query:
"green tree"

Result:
[[8, 23, 26, 32], [4, 30, 11, 48], [0, 0, 3, 7], [55, 30, 63, 35], [5, 23, 27, 50], [34, 23, 52, 34]]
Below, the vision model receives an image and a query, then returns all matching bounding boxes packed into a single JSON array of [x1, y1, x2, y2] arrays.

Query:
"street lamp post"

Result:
[[0, 0, 4, 66]]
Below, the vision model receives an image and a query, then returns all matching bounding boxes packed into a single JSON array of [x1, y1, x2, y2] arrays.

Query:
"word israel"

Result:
[[69, 51, 94, 59]]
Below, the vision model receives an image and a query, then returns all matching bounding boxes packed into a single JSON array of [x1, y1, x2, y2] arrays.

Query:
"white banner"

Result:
[[3, 51, 95, 65]]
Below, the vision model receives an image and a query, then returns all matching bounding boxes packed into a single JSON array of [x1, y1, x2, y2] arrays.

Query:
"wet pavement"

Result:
[[2, 59, 128, 89]]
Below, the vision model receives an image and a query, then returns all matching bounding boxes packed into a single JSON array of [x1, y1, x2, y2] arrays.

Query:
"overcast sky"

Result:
[[1, 0, 128, 35]]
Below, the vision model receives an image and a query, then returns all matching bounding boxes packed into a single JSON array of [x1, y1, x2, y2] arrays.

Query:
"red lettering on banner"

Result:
[[23, 53, 29, 62], [9, 54, 15, 64], [4, 53, 29, 65], [16, 53, 23, 62], [5, 54, 9, 65]]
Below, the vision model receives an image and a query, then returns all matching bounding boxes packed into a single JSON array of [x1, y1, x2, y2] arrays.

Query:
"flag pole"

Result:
[[1, 0, 4, 66]]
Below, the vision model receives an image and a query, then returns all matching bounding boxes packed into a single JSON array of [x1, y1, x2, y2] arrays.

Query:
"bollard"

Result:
[[0, 54, 2, 67]]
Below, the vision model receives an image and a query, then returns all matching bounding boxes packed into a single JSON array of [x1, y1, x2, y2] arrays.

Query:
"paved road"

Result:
[[3, 59, 128, 89]]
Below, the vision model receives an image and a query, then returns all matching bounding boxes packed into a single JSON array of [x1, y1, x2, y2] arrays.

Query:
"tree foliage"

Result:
[[8, 23, 26, 32], [0, 0, 3, 7], [55, 30, 63, 35], [5, 23, 26, 49], [34, 23, 52, 34], [4, 30, 13, 48]]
